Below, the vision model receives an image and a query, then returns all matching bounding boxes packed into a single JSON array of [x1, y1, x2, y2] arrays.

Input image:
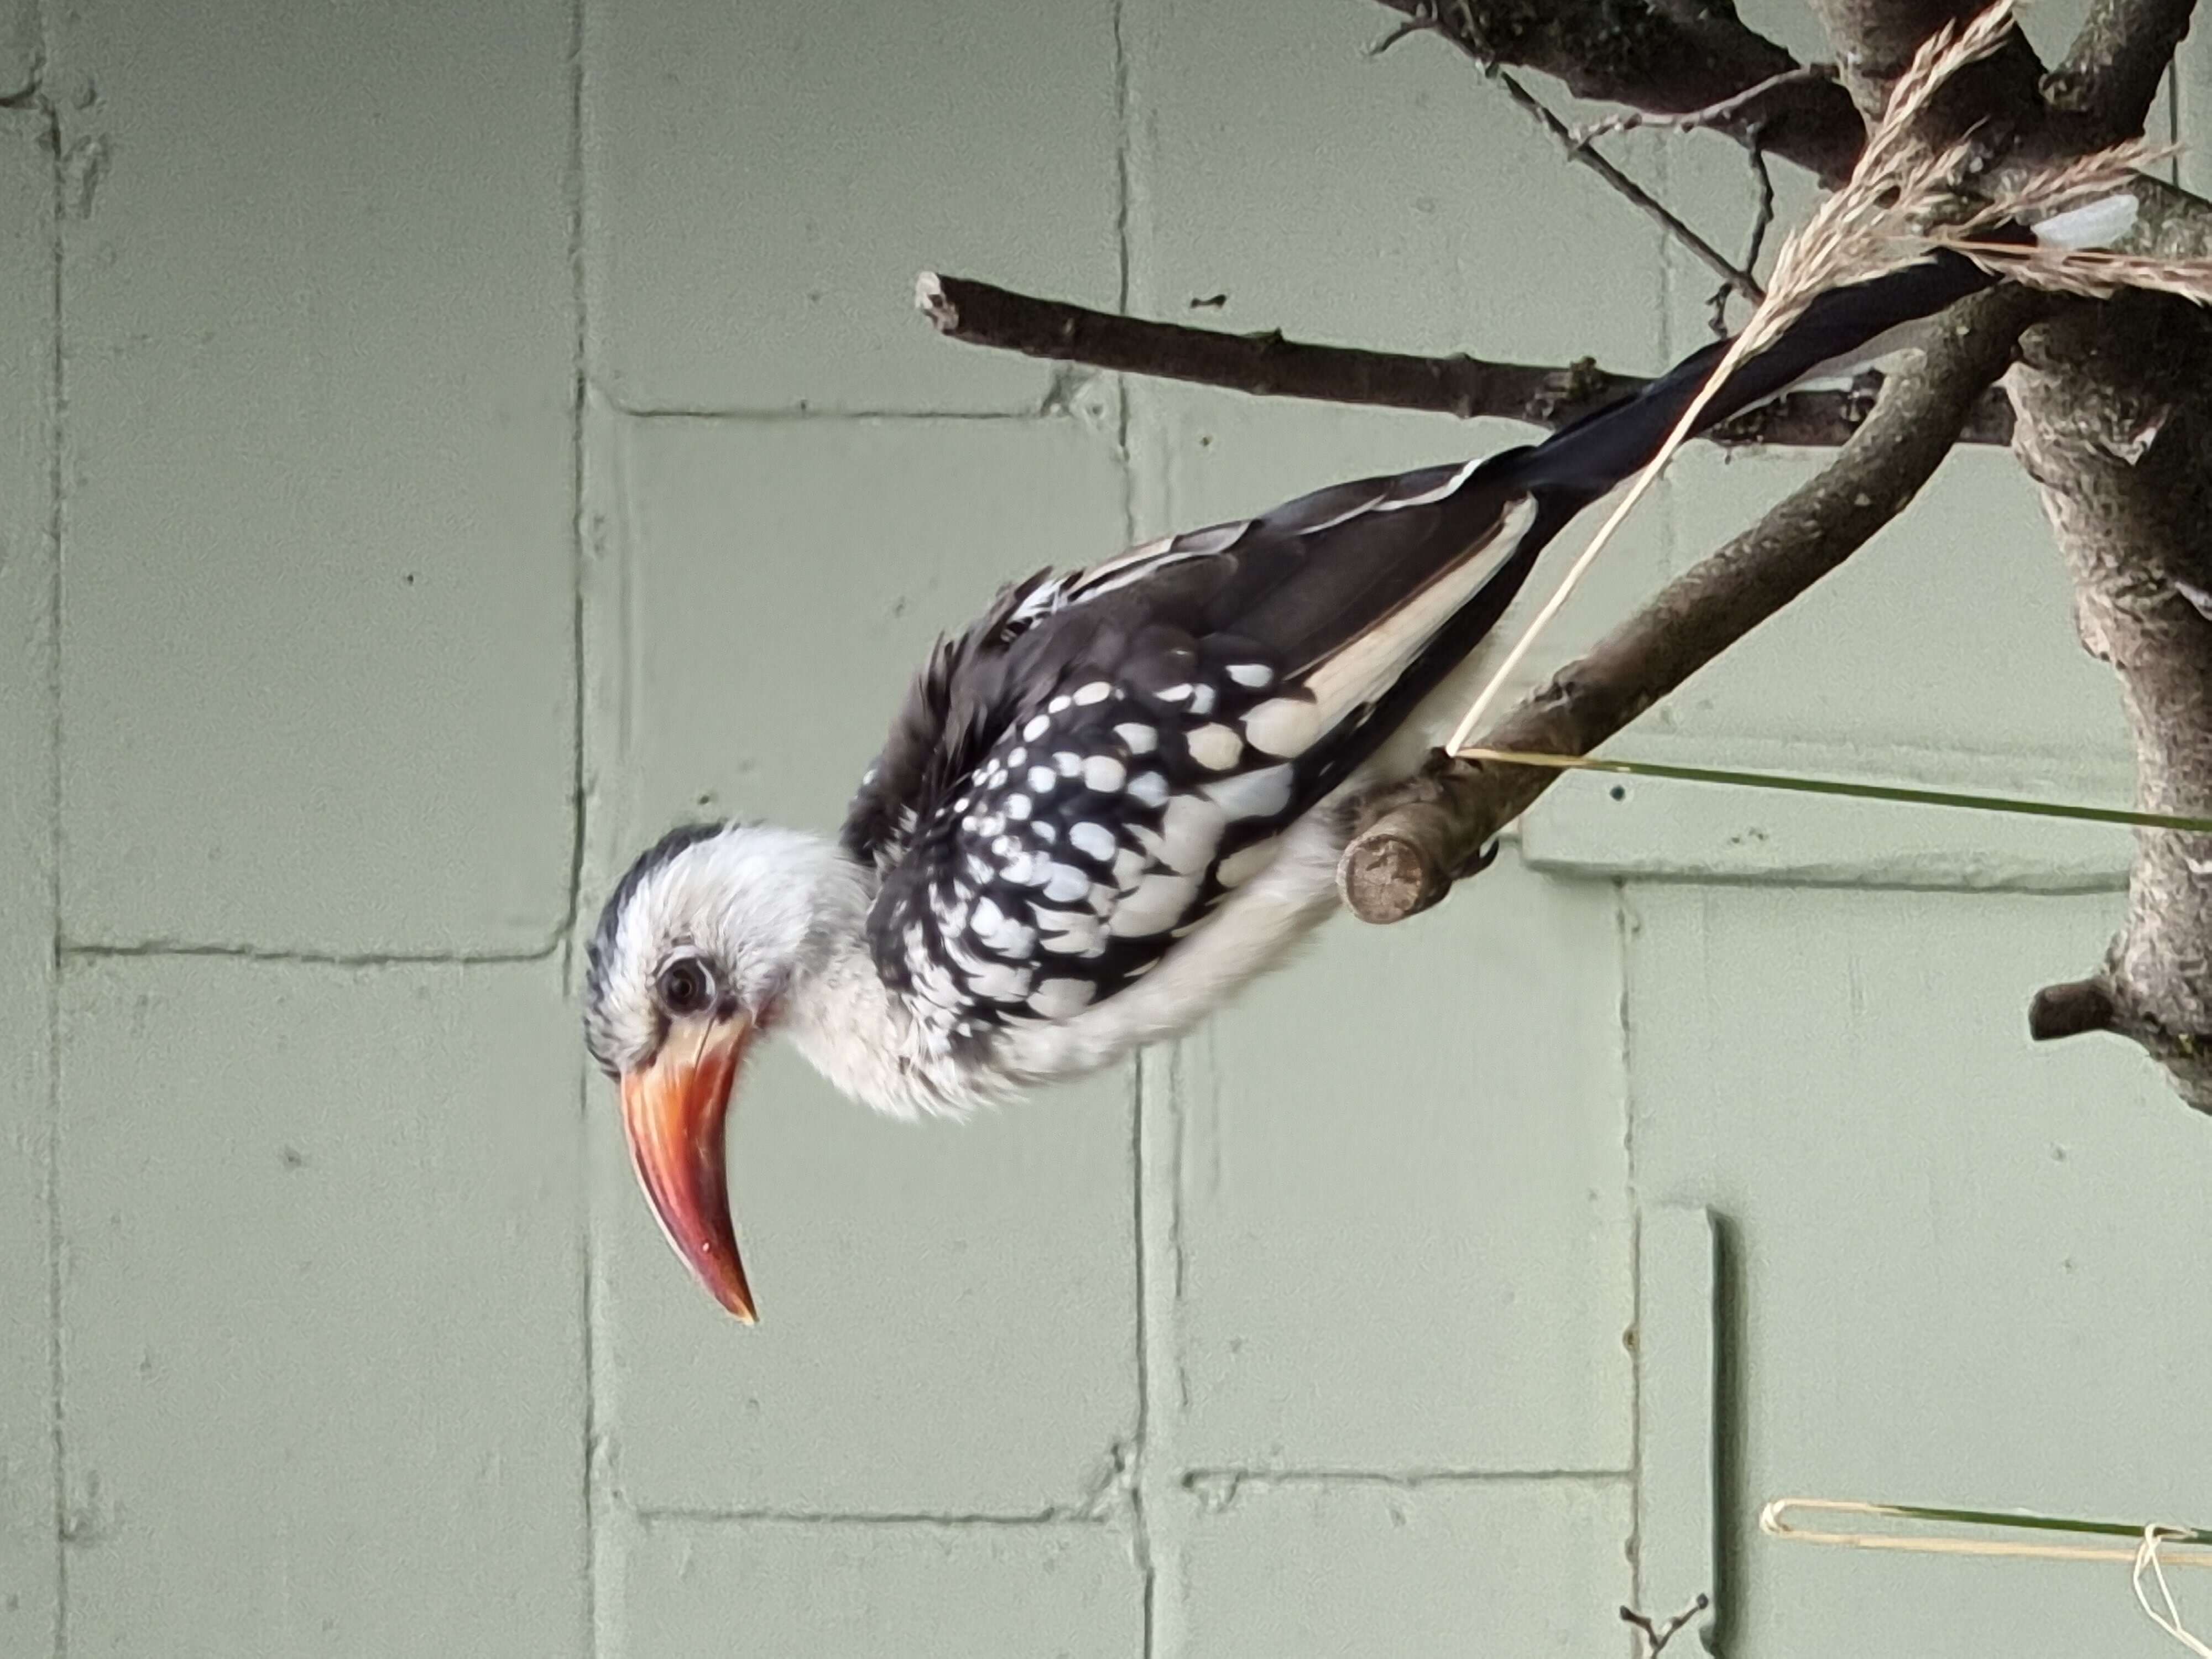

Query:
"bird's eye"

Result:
[[655, 957, 717, 1017]]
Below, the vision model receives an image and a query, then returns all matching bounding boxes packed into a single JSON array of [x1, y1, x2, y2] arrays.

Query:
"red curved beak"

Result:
[[619, 1014, 758, 1322]]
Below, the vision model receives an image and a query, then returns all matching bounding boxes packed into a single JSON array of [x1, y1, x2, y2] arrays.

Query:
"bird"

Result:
[[583, 201, 2134, 1322]]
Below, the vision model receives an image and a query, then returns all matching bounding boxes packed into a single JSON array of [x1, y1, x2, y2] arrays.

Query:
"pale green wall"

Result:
[[3, 2, 2210, 1656]]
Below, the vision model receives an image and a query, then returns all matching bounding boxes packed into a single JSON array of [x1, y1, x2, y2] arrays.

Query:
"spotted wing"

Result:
[[844, 454, 1551, 1040]]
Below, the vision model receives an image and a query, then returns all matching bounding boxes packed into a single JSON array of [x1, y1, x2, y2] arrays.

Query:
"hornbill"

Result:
[[583, 205, 2127, 1321]]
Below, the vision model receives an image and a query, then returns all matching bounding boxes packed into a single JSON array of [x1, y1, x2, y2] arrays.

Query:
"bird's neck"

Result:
[[774, 851, 988, 1120]]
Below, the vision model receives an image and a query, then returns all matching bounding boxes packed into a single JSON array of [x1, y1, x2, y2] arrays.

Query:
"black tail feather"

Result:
[[1511, 246, 2008, 504]]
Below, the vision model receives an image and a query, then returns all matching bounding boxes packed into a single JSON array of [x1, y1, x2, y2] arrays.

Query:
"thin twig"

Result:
[[1365, 11, 1427, 57], [1575, 62, 1839, 143], [1743, 140, 1780, 269], [1710, 132, 1780, 336], [1491, 68, 1765, 304], [1621, 1594, 1711, 1658], [1367, 0, 1868, 183], [913, 271, 2015, 444]]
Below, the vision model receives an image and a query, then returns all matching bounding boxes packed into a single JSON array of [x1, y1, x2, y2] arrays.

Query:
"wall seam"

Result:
[[1112, 4, 1156, 1655], [60, 941, 559, 967], [597, 401, 1062, 424], [38, 39, 66, 1659], [1619, 881, 1645, 1620], [635, 1507, 1118, 1529], [565, 0, 600, 1654], [1177, 1468, 1632, 1490]]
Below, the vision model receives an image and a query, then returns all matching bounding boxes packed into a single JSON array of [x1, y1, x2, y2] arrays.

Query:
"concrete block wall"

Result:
[[3, 2, 2210, 1656]]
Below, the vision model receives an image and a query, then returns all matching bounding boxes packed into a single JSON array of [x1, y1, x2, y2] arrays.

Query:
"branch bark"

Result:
[[2042, 0, 2199, 144], [2011, 289, 2212, 1108], [1806, 0, 2047, 128], [1373, 0, 1869, 184], [916, 272, 2016, 446], [1338, 288, 2042, 924], [1981, 0, 2212, 1108]]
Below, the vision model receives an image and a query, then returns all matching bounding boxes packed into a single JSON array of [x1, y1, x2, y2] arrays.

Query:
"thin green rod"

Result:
[[1460, 748, 2212, 835], [1874, 1501, 2212, 1549]]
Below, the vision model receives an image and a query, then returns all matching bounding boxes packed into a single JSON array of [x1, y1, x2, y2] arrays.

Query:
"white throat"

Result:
[[775, 858, 1006, 1121]]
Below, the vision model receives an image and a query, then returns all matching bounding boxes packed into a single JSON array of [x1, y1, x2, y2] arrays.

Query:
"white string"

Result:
[[2136, 1527, 2212, 1658], [1442, 368, 1723, 754]]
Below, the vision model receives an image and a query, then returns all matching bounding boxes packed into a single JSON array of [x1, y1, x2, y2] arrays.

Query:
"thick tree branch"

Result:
[[2040, 0, 2194, 144], [1372, 0, 1869, 184], [2010, 291, 2212, 1108], [915, 272, 2016, 446], [1338, 288, 2042, 924], [1808, 0, 2047, 129], [1994, 0, 2212, 1105]]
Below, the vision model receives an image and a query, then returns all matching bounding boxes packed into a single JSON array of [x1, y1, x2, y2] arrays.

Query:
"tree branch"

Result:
[[1999, 0, 2212, 1107], [1337, 287, 2042, 924], [1807, 0, 2048, 127], [915, 272, 2016, 446], [1371, 0, 1869, 185], [2041, 0, 2198, 145], [1574, 64, 1839, 146], [2009, 289, 2212, 1108], [2028, 978, 2119, 1040]]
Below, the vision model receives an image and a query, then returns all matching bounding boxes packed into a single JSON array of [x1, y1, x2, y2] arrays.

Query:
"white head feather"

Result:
[[581, 822, 865, 1078]]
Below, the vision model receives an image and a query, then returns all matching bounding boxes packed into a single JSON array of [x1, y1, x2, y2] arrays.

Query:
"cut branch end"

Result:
[[914, 271, 956, 331], [2028, 977, 2118, 1041], [1339, 822, 1453, 924]]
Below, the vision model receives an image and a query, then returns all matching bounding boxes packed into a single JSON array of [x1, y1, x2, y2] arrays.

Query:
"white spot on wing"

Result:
[[1108, 872, 1202, 937], [1073, 681, 1112, 705], [972, 897, 1039, 960], [1159, 794, 1227, 872], [1226, 662, 1273, 688], [1115, 722, 1158, 754], [1128, 771, 1168, 807], [1042, 862, 1092, 902], [1186, 724, 1242, 770], [967, 961, 1032, 1000], [1036, 910, 1104, 954], [1243, 697, 1323, 757], [1201, 763, 1295, 821], [1068, 821, 1117, 862], [1083, 756, 1126, 792]]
